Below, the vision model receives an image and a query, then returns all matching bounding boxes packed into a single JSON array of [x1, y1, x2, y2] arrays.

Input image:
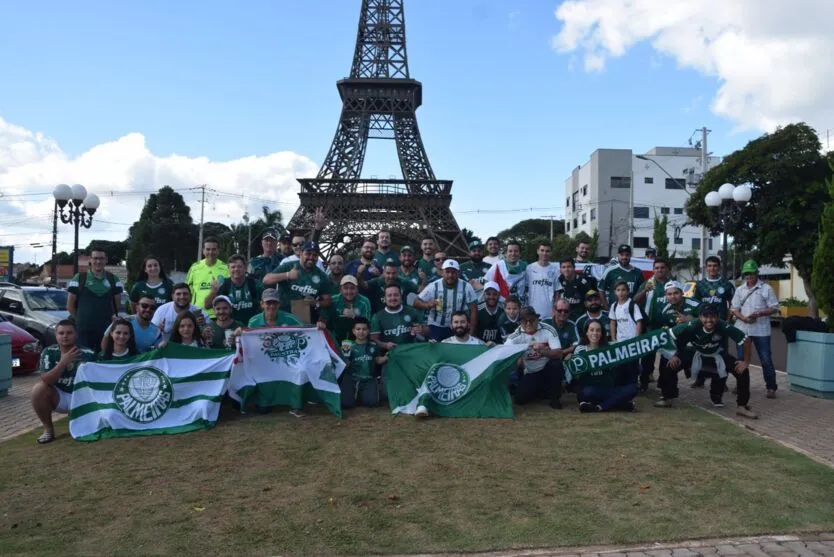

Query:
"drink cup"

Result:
[[224, 329, 234, 348]]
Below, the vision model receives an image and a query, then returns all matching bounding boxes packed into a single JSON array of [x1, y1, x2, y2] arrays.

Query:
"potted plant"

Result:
[[779, 297, 810, 318], [789, 169, 834, 398]]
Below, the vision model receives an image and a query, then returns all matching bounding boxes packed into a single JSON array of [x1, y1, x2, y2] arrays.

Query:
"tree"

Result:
[[812, 166, 834, 329], [652, 213, 670, 261], [127, 186, 198, 278], [552, 234, 577, 261], [685, 123, 832, 317], [460, 228, 481, 246], [497, 218, 565, 254], [85, 239, 128, 264]]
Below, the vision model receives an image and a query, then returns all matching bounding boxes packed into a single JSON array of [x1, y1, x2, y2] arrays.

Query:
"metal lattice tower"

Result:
[[286, 0, 467, 258]]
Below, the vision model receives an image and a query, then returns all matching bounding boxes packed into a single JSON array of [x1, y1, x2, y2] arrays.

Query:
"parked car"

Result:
[[0, 285, 69, 346], [0, 314, 41, 375]]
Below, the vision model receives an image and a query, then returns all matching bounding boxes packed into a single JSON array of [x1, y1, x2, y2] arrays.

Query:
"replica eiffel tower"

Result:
[[286, 0, 467, 259]]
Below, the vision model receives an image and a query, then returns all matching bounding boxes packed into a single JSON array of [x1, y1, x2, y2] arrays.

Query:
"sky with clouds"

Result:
[[0, 0, 831, 265]]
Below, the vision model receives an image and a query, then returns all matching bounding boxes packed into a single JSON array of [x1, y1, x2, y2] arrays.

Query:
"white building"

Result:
[[564, 147, 722, 259]]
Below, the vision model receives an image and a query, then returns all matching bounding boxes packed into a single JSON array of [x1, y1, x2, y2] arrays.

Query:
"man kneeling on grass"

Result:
[[505, 306, 565, 409], [341, 317, 387, 409], [655, 304, 757, 419], [31, 319, 95, 444]]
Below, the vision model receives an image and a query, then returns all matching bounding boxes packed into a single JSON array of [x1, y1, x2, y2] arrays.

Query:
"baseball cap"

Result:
[[301, 241, 319, 252], [212, 295, 233, 307], [262, 229, 278, 240], [279, 234, 292, 243], [442, 259, 460, 271], [262, 288, 279, 302], [664, 280, 685, 292], [483, 281, 500, 292], [340, 275, 358, 287], [584, 289, 601, 300], [468, 239, 483, 249], [700, 304, 719, 316], [519, 306, 540, 320], [645, 248, 657, 256], [400, 245, 414, 253], [618, 244, 632, 254]]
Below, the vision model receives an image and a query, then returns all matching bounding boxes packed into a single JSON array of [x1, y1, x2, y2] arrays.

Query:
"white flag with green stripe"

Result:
[[69, 344, 235, 441]]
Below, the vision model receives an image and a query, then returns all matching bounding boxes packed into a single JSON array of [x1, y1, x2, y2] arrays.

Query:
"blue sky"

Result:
[[0, 0, 761, 249]]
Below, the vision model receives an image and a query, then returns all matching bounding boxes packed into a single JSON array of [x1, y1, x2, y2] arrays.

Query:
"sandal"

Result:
[[37, 430, 55, 444]]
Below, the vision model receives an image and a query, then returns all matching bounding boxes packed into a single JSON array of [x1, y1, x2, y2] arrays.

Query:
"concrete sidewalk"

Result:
[[0, 373, 62, 442]]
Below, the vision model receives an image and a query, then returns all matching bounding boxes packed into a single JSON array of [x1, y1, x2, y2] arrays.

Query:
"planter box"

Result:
[[0, 334, 10, 398], [787, 330, 834, 399]]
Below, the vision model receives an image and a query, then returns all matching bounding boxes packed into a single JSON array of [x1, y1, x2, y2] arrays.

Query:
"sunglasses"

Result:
[[434, 257, 444, 262], [555, 309, 570, 314], [292, 242, 304, 247], [138, 303, 156, 309]]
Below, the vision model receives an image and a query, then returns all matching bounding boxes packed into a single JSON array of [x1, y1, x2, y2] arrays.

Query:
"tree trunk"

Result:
[[802, 275, 819, 319]]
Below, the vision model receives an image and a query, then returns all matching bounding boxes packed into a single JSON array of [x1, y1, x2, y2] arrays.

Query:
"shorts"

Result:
[[54, 387, 72, 414]]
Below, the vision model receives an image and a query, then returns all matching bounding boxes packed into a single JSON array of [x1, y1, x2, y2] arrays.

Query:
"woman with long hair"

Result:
[[169, 311, 207, 348], [100, 318, 139, 361], [130, 256, 174, 307], [574, 319, 638, 413]]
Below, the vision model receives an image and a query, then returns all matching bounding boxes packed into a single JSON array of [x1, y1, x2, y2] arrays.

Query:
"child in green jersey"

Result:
[[341, 317, 388, 409]]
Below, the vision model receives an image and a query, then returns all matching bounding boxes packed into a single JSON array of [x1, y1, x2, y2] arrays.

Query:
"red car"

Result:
[[0, 315, 40, 375]]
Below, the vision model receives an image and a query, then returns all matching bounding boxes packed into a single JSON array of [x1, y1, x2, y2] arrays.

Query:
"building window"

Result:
[[611, 176, 631, 189], [633, 237, 650, 248], [581, 213, 587, 224], [674, 208, 683, 215], [644, 177, 654, 184], [590, 208, 596, 221], [692, 238, 701, 250], [582, 185, 588, 196], [573, 218, 578, 229], [665, 178, 686, 190], [633, 206, 650, 219], [674, 237, 683, 245], [566, 222, 570, 232], [572, 192, 578, 207], [566, 197, 570, 208], [660, 207, 670, 215], [709, 239, 713, 250]]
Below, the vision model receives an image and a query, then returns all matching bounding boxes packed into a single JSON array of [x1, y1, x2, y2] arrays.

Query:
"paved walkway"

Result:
[[386, 534, 834, 557], [0, 373, 60, 441]]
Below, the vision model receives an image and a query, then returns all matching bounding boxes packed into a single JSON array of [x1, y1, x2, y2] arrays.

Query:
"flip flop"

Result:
[[37, 431, 55, 444]]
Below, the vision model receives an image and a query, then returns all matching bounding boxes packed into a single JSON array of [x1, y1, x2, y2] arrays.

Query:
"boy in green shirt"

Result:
[[340, 317, 387, 409]]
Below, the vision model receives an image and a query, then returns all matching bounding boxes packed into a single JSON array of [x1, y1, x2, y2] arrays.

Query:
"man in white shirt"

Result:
[[731, 259, 780, 398], [525, 242, 560, 318], [505, 306, 565, 409], [151, 283, 211, 340], [414, 259, 479, 341], [482, 236, 503, 266], [441, 312, 485, 345]]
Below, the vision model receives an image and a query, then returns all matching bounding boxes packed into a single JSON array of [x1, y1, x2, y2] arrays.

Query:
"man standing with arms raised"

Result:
[[186, 237, 229, 319]]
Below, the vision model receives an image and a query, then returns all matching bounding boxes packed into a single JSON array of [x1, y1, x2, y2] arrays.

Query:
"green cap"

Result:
[[741, 259, 759, 275], [400, 245, 414, 253], [468, 239, 483, 249]]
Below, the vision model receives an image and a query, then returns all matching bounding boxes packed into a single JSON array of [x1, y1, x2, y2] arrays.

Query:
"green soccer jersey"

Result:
[[247, 253, 284, 282], [694, 277, 736, 321], [398, 266, 421, 290], [218, 277, 264, 324], [542, 318, 580, 348], [658, 299, 701, 329], [342, 341, 379, 380], [460, 260, 491, 283], [371, 306, 424, 344], [476, 303, 504, 343], [327, 294, 373, 343], [130, 279, 174, 306], [574, 311, 612, 341], [599, 265, 645, 305], [39, 345, 96, 394], [642, 280, 669, 329], [275, 260, 337, 308], [248, 312, 304, 328], [207, 319, 243, 349], [557, 274, 598, 320], [374, 250, 400, 268], [67, 272, 124, 334], [418, 259, 440, 283], [366, 277, 417, 313], [670, 320, 746, 356]]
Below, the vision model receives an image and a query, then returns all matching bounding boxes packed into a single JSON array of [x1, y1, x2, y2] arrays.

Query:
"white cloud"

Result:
[[551, 0, 834, 132], [0, 116, 318, 264]]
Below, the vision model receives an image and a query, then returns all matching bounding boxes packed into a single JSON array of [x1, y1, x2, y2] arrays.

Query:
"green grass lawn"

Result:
[[2, 398, 833, 557]]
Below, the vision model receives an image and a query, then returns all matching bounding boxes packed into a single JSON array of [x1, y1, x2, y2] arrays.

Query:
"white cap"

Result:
[[484, 281, 500, 292], [664, 280, 685, 292], [441, 259, 460, 271]]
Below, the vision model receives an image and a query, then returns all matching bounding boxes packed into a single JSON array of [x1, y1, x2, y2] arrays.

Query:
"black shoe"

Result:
[[579, 401, 594, 413], [617, 401, 636, 412]]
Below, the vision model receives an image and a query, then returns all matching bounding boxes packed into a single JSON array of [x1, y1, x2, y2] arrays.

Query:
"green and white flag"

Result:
[[69, 344, 235, 442], [564, 328, 677, 378], [386, 343, 527, 418], [230, 327, 345, 417]]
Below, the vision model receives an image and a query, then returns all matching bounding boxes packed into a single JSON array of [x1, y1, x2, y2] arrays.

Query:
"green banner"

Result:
[[564, 328, 677, 377]]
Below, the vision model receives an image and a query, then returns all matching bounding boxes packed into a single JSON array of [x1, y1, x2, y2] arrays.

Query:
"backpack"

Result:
[[77, 271, 120, 315], [617, 299, 640, 323], [220, 276, 259, 302]]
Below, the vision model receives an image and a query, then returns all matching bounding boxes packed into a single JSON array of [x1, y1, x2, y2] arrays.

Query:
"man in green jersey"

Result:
[[658, 281, 700, 328], [541, 298, 579, 359], [205, 254, 264, 324], [417, 237, 437, 288], [186, 237, 229, 319], [371, 283, 425, 350], [206, 296, 243, 349], [247, 229, 284, 281], [265, 241, 335, 321], [30, 319, 95, 443], [327, 275, 372, 344], [632, 258, 673, 391], [397, 246, 422, 291], [67, 248, 124, 351], [374, 230, 400, 267], [556, 257, 597, 321], [599, 244, 645, 306], [656, 304, 757, 419], [460, 240, 491, 291], [361, 261, 417, 313], [691, 256, 736, 388], [574, 290, 612, 341], [476, 281, 504, 344]]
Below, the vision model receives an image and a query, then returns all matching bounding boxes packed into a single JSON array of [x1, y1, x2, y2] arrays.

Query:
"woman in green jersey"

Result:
[[130, 256, 174, 307]]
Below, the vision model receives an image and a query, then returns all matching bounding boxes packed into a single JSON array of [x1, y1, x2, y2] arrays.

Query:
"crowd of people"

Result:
[[30, 222, 781, 443]]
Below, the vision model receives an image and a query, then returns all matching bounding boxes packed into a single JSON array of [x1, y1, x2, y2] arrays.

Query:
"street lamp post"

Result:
[[242, 212, 251, 261], [705, 183, 752, 279], [52, 184, 100, 276]]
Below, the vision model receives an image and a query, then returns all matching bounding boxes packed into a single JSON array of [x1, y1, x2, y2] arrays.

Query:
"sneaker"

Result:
[[594, 404, 603, 412], [766, 389, 777, 399], [415, 405, 429, 418], [711, 400, 725, 408], [579, 401, 594, 413], [288, 409, 305, 418], [654, 399, 673, 408], [736, 405, 758, 419], [690, 382, 705, 389]]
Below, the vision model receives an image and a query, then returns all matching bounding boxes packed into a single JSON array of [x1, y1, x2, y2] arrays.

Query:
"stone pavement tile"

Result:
[[780, 542, 822, 557], [716, 544, 748, 556], [671, 550, 699, 557], [0, 373, 66, 442], [737, 543, 779, 557]]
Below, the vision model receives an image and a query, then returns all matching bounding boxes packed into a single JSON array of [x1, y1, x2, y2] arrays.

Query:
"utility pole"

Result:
[[607, 202, 614, 259], [196, 184, 206, 261], [243, 212, 252, 260], [51, 202, 58, 284], [541, 215, 560, 242], [699, 127, 710, 279]]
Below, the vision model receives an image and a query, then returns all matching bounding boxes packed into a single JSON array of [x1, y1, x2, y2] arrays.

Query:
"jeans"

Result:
[[341, 376, 382, 408], [737, 335, 777, 391], [428, 325, 452, 342], [515, 359, 565, 406], [579, 384, 638, 411]]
